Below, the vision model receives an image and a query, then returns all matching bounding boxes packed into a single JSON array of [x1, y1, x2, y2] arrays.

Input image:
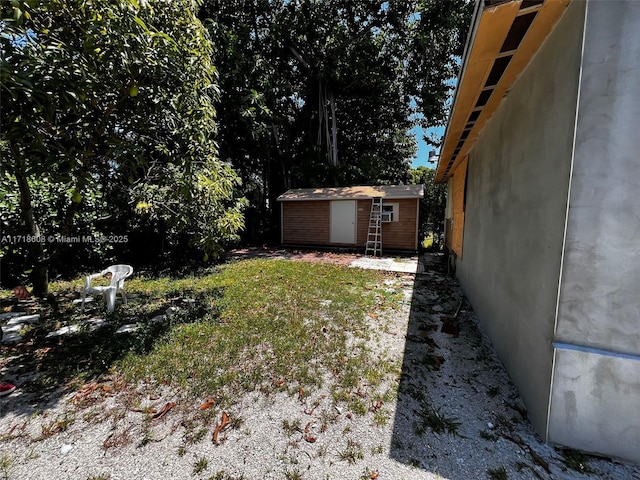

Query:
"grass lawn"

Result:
[[3, 259, 401, 418]]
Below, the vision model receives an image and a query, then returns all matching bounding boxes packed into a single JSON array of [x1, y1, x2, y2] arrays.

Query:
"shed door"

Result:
[[330, 200, 356, 244]]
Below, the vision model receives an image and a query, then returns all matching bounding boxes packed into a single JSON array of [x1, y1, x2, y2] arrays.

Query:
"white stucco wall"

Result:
[[456, 1, 584, 436], [548, 0, 640, 462]]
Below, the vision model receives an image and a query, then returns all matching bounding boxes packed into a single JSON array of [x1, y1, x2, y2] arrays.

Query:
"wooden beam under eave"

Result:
[[436, 0, 572, 183], [436, 1, 521, 183]]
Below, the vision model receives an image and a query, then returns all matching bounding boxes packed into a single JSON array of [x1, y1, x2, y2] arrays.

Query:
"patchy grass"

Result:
[[3, 259, 395, 415], [487, 467, 508, 480], [192, 457, 209, 475], [117, 259, 386, 407], [414, 405, 461, 436], [0, 454, 12, 480], [337, 439, 365, 464], [561, 448, 594, 474]]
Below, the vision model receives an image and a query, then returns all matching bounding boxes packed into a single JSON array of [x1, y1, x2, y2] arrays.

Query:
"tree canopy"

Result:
[[200, 0, 472, 240], [1, 0, 471, 292], [1, 0, 245, 294]]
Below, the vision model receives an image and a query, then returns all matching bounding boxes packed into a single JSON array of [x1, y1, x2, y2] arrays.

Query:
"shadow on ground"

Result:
[[388, 253, 553, 479], [0, 290, 217, 420]]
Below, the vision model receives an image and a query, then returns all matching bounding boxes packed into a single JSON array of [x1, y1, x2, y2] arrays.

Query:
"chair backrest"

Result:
[[106, 264, 133, 289]]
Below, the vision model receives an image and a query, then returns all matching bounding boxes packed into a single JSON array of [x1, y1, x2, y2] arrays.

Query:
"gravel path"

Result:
[[1, 254, 639, 480]]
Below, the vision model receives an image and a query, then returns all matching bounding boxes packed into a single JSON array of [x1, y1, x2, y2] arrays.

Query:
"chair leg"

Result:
[[106, 288, 117, 313], [81, 290, 86, 312], [121, 290, 127, 305]]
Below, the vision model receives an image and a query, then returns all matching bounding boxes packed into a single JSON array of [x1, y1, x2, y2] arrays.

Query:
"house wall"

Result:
[[451, 157, 468, 257], [548, 0, 640, 462], [283, 198, 418, 250], [455, 1, 584, 436]]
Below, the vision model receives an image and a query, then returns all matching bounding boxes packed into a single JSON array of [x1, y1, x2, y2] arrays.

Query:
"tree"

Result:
[[198, 0, 472, 242], [410, 166, 446, 249], [1, 0, 245, 295]]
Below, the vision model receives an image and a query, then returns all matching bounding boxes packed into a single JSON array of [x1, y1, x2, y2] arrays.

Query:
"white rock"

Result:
[[150, 315, 166, 325], [487, 422, 495, 429], [115, 324, 139, 334], [7, 314, 40, 325], [0, 312, 26, 320], [2, 324, 24, 334], [82, 318, 106, 331], [46, 325, 80, 338], [72, 297, 94, 304], [165, 307, 179, 317], [60, 444, 73, 455], [1, 332, 22, 344]]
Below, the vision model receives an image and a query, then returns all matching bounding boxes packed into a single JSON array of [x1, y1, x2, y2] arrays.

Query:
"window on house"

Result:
[[381, 203, 399, 222]]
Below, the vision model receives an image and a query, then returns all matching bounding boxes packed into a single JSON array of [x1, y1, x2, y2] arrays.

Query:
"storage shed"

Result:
[[277, 185, 423, 252]]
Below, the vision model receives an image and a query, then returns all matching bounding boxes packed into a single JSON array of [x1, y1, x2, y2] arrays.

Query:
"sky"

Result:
[[410, 125, 445, 169]]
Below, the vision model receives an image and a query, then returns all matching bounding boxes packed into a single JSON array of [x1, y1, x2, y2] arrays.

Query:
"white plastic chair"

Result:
[[81, 264, 133, 313]]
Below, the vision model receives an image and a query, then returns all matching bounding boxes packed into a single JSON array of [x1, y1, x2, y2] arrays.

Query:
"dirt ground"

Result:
[[1, 252, 639, 480]]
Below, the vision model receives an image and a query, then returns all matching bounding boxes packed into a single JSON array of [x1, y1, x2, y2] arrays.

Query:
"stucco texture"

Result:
[[456, 1, 584, 436]]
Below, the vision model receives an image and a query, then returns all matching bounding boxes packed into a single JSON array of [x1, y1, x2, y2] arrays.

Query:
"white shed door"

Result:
[[330, 200, 357, 244]]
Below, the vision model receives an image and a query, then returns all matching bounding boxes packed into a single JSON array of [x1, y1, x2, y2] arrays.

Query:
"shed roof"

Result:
[[277, 185, 424, 202], [435, 0, 570, 183]]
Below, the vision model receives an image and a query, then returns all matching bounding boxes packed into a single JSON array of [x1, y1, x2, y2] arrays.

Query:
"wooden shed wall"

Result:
[[380, 198, 418, 250], [282, 197, 418, 250], [281, 200, 330, 245]]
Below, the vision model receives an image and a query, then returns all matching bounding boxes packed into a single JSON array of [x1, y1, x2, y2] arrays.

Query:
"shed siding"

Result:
[[356, 198, 417, 250], [283, 198, 418, 251], [282, 201, 330, 245]]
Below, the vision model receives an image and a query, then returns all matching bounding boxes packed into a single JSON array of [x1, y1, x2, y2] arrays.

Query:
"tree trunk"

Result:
[[13, 156, 49, 296]]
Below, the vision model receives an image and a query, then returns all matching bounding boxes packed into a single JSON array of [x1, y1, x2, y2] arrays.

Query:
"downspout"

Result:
[[545, 0, 590, 442]]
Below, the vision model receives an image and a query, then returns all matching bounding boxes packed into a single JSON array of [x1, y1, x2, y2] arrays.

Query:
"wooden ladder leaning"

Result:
[[365, 197, 383, 257]]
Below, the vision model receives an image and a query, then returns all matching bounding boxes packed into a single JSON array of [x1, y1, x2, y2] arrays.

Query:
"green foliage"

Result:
[[409, 166, 446, 249], [200, 1, 472, 241], [1, 0, 245, 290], [487, 467, 508, 480], [561, 448, 593, 474]]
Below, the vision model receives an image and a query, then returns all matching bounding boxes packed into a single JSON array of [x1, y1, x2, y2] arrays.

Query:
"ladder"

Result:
[[365, 197, 383, 256]]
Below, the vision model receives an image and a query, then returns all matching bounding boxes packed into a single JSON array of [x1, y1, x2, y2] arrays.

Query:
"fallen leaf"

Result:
[[152, 402, 176, 419], [220, 411, 230, 429], [199, 399, 216, 410], [304, 404, 318, 416], [130, 407, 157, 414], [274, 378, 286, 387], [212, 425, 222, 444], [369, 399, 383, 413], [298, 386, 305, 401], [370, 471, 379, 479], [369, 312, 379, 319], [441, 319, 459, 337], [212, 411, 231, 445], [303, 422, 317, 443]]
